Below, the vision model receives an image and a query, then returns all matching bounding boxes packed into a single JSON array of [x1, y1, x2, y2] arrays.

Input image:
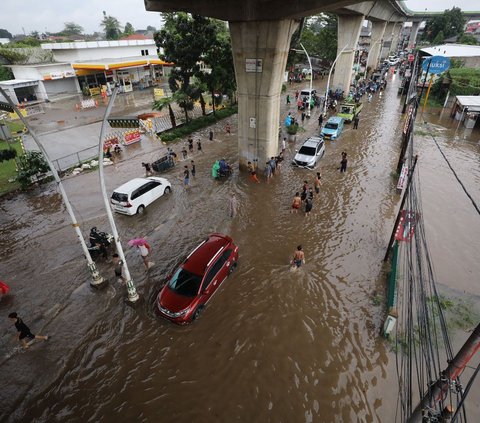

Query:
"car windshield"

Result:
[[298, 146, 316, 156], [168, 268, 203, 297], [341, 106, 352, 114], [325, 123, 338, 130]]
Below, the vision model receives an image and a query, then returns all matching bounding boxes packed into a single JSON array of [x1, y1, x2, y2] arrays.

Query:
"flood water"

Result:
[[1, 73, 479, 422]]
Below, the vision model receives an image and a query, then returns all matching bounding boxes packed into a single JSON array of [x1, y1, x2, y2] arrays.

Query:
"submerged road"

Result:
[[1, 73, 479, 422]]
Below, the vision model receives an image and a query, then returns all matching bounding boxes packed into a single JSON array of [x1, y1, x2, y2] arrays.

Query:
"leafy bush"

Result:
[[286, 123, 299, 135], [160, 106, 237, 142], [16, 151, 50, 189], [0, 148, 17, 162]]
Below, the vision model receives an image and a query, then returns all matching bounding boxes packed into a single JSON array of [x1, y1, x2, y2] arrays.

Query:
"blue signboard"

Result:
[[422, 55, 450, 74]]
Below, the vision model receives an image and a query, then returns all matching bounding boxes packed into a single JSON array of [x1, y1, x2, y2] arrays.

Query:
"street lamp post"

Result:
[[323, 44, 349, 118], [98, 86, 139, 305], [0, 86, 105, 287], [299, 43, 313, 117]]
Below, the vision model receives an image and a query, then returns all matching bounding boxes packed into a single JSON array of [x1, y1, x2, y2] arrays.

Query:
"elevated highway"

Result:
[[144, 0, 477, 168]]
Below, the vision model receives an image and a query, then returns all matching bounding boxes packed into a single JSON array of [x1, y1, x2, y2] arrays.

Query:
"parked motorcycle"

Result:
[[87, 227, 115, 261]]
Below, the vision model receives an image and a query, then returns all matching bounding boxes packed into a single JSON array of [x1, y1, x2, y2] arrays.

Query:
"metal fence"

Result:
[[52, 145, 99, 172]]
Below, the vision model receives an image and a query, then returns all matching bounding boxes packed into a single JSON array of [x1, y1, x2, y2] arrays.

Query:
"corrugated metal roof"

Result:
[[456, 95, 480, 112], [421, 44, 480, 57]]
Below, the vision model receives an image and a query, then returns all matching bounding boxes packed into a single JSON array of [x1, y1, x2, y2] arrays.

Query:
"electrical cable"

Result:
[[429, 134, 480, 217]]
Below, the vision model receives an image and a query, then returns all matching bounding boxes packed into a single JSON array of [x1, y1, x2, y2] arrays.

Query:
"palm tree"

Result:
[[152, 97, 177, 129]]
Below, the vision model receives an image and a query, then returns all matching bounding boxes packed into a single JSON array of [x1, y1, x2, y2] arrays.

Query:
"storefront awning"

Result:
[[72, 58, 173, 72]]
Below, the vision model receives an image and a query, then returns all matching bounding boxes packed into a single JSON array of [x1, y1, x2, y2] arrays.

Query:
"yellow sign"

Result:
[[9, 108, 27, 120], [154, 88, 164, 100]]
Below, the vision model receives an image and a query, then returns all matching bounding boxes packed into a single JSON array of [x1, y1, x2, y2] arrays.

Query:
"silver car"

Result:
[[292, 136, 325, 169]]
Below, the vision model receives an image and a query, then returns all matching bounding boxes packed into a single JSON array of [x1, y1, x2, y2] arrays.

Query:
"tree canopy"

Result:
[[62, 22, 84, 36], [154, 14, 236, 117], [289, 14, 338, 66], [457, 33, 478, 45], [124, 22, 135, 36], [423, 7, 466, 43], [101, 11, 122, 40], [0, 29, 13, 39]]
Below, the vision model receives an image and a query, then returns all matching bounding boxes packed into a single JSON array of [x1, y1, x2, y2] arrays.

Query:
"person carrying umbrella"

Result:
[[128, 238, 154, 270]]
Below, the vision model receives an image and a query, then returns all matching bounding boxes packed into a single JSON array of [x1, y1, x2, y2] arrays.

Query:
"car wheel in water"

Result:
[[164, 186, 171, 194], [137, 205, 145, 215], [192, 306, 204, 321], [229, 262, 237, 274]]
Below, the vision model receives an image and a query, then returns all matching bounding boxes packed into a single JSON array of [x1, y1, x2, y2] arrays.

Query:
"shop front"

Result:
[[72, 58, 172, 96]]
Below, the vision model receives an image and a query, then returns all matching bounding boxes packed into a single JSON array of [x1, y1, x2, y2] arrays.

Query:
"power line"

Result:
[[429, 134, 480, 218]]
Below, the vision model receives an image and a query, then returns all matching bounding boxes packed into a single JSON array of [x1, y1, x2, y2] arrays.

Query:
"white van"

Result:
[[110, 176, 171, 215], [300, 88, 317, 97]]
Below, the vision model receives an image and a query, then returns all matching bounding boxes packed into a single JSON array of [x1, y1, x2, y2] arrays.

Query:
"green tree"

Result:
[[155, 13, 218, 122], [62, 22, 84, 36], [101, 11, 122, 40], [152, 95, 177, 129], [432, 30, 445, 45], [0, 65, 13, 81], [146, 25, 157, 32], [16, 151, 49, 190], [0, 29, 13, 39], [457, 33, 478, 45], [124, 22, 135, 36], [423, 7, 466, 42], [196, 20, 236, 114], [289, 13, 338, 65]]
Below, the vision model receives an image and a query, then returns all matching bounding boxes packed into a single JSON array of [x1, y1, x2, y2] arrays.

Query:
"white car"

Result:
[[388, 56, 400, 66], [111, 176, 171, 215], [292, 136, 325, 169]]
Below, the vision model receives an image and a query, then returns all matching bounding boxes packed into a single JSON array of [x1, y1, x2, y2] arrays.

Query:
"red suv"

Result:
[[156, 233, 239, 324]]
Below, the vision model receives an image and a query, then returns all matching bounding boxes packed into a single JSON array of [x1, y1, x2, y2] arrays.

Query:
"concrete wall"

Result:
[[44, 78, 78, 95]]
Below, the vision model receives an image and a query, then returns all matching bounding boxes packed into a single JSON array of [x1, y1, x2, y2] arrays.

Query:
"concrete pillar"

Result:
[[391, 23, 403, 53], [332, 14, 364, 93], [409, 22, 420, 48], [367, 21, 387, 71], [229, 19, 299, 169], [380, 22, 396, 60]]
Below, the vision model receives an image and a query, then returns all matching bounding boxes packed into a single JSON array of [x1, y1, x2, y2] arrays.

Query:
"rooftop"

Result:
[[41, 39, 156, 50], [455, 95, 480, 112]]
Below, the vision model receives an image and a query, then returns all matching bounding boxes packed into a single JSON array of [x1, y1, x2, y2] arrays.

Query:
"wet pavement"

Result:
[[0, 72, 479, 422]]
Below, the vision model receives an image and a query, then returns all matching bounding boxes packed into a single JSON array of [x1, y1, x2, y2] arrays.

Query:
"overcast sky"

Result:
[[0, 0, 479, 36]]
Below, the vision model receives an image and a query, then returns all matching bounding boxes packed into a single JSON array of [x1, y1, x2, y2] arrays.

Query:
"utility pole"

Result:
[[407, 323, 480, 423], [299, 43, 313, 118], [0, 87, 105, 286], [384, 155, 418, 262], [98, 86, 140, 305]]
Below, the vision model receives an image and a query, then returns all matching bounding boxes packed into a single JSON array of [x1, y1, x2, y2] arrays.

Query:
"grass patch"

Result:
[[160, 106, 238, 142], [0, 138, 23, 194], [386, 295, 480, 354], [414, 129, 429, 136], [4, 120, 26, 134]]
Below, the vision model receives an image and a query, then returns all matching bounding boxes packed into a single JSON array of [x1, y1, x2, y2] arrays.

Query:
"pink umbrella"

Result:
[[0, 281, 10, 295], [128, 238, 148, 247]]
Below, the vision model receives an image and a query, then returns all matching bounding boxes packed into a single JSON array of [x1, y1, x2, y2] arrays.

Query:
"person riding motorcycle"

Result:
[[89, 227, 109, 260]]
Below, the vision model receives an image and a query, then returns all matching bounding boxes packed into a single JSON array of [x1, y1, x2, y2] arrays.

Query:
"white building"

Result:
[[5, 38, 172, 104]]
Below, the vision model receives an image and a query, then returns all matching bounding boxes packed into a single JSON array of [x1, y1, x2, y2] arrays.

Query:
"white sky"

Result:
[[0, 0, 479, 36]]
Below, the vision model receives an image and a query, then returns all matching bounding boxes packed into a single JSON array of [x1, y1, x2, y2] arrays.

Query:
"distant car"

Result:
[[388, 56, 400, 66], [321, 116, 345, 140], [111, 176, 171, 215], [292, 136, 325, 169], [300, 88, 317, 98], [156, 233, 239, 324]]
